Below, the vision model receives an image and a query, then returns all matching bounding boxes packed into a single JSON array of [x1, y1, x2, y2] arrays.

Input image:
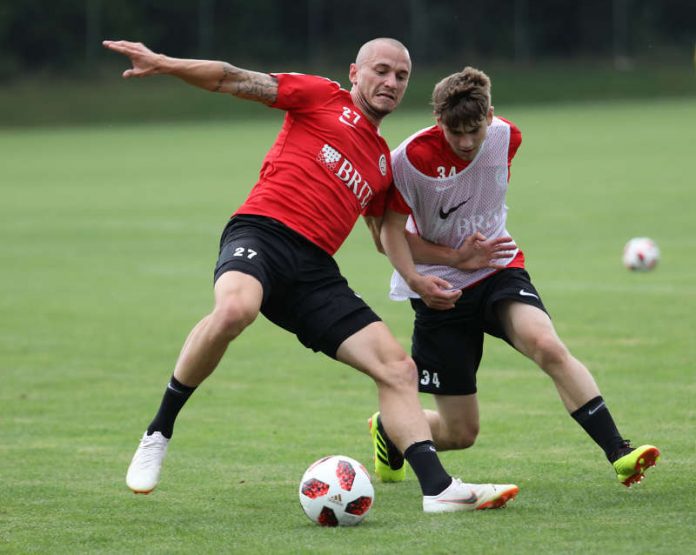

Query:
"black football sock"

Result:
[[404, 440, 452, 496], [146, 375, 197, 439], [570, 396, 627, 462]]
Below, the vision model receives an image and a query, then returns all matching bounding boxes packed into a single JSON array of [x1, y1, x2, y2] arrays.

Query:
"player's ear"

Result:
[[349, 63, 358, 86], [486, 106, 494, 125], [435, 115, 443, 128]]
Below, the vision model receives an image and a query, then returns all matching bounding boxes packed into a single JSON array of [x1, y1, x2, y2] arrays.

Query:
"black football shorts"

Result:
[[409, 268, 548, 395], [214, 215, 380, 359]]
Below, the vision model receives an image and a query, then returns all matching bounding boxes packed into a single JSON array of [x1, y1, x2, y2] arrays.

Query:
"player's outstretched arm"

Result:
[[363, 216, 385, 254], [102, 40, 278, 105], [452, 233, 517, 270], [407, 232, 516, 271], [381, 210, 461, 310]]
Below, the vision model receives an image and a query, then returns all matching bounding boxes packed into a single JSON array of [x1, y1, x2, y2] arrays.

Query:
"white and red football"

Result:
[[298, 455, 374, 526], [622, 237, 660, 271]]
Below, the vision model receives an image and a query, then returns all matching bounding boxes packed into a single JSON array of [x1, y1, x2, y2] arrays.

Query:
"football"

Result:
[[622, 237, 660, 271], [298, 455, 374, 527]]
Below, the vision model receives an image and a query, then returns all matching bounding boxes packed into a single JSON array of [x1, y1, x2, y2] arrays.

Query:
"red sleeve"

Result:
[[508, 121, 522, 163], [271, 73, 339, 112], [497, 117, 522, 182], [497, 117, 522, 165], [363, 186, 387, 217], [386, 184, 412, 215]]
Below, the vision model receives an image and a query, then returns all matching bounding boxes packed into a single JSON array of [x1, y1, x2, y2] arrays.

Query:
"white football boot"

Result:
[[423, 478, 519, 513], [126, 431, 169, 494]]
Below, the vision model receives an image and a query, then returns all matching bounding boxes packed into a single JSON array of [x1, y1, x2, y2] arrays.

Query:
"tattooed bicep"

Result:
[[214, 63, 277, 105]]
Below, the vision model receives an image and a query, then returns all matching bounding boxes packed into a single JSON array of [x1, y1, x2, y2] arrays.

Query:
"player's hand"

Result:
[[102, 40, 162, 79], [408, 275, 461, 310], [453, 232, 517, 271]]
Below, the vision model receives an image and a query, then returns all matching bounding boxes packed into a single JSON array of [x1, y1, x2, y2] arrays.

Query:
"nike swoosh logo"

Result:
[[588, 401, 606, 415], [338, 116, 357, 129], [438, 493, 478, 505], [438, 197, 471, 219], [167, 383, 186, 395], [519, 289, 539, 300]]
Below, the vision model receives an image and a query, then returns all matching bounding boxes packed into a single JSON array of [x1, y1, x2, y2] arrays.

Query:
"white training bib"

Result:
[[390, 117, 518, 300]]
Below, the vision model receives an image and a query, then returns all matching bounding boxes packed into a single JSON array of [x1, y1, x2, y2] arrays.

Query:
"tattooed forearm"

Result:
[[213, 62, 277, 105], [213, 63, 234, 92], [232, 78, 278, 104]]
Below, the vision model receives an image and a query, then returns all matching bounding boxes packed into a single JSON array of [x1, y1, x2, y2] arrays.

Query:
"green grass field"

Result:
[[1, 97, 695, 554]]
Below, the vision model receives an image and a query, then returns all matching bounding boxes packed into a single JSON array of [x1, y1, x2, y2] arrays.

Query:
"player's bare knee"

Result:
[[210, 299, 257, 340], [533, 333, 570, 372], [377, 356, 418, 392], [450, 426, 478, 449]]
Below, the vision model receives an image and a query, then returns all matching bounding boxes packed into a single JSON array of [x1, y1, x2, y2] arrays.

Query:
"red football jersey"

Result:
[[234, 73, 393, 255]]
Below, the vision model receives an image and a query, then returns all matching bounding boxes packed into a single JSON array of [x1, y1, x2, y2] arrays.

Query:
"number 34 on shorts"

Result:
[[420, 369, 440, 388]]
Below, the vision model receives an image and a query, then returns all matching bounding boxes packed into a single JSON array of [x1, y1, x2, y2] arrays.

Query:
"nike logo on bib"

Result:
[[519, 289, 539, 300], [438, 197, 471, 219]]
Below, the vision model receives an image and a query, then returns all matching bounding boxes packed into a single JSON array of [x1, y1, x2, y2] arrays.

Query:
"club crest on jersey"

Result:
[[379, 154, 388, 176], [495, 166, 508, 188], [316, 144, 374, 208]]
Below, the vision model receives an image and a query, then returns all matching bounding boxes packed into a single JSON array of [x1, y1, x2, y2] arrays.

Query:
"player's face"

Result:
[[439, 108, 494, 161], [349, 43, 411, 121]]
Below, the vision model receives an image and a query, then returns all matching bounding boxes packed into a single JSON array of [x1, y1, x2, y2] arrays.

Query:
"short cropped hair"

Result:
[[356, 37, 410, 67], [432, 67, 491, 129]]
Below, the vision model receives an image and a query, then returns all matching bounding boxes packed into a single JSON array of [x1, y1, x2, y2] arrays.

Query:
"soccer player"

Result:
[[103, 39, 519, 512], [369, 66, 660, 488]]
